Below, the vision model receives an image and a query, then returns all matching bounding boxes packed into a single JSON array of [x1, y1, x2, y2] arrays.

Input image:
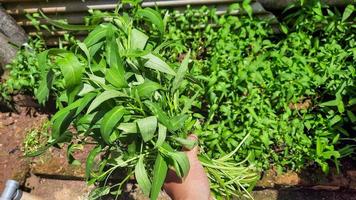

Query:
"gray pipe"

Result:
[[0, 180, 22, 200]]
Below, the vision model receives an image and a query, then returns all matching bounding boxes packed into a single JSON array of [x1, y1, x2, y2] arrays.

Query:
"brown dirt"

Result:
[[0, 107, 48, 191], [24, 174, 92, 200]]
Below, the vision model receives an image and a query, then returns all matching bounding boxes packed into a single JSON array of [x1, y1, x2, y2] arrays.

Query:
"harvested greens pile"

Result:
[[1, 0, 355, 199], [32, 4, 258, 200]]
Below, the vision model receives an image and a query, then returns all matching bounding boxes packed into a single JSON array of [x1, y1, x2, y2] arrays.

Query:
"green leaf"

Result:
[[101, 106, 126, 144], [173, 137, 197, 150], [342, 5, 354, 22], [86, 146, 102, 179], [150, 153, 168, 200], [122, 49, 150, 58], [105, 67, 127, 88], [135, 156, 152, 197], [87, 90, 128, 113], [349, 98, 356, 106], [35, 48, 68, 104], [137, 116, 157, 142], [141, 53, 176, 75], [137, 8, 164, 34], [118, 123, 138, 133], [106, 27, 125, 73], [319, 99, 338, 107], [131, 28, 149, 50], [88, 186, 110, 200], [155, 123, 166, 148], [78, 84, 96, 96], [144, 101, 172, 130], [172, 51, 190, 92], [56, 53, 84, 88], [169, 114, 188, 131], [168, 152, 190, 178], [76, 93, 97, 116], [242, 0, 253, 18], [330, 115, 342, 126], [182, 91, 200, 114], [51, 96, 86, 122], [89, 41, 104, 57], [35, 70, 55, 105], [136, 79, 162, 98], [40, 11, 95, 31], [84, 24, 109, 47], [78, 42, 91, 64], [347, 111, 356, 123], [52, 110, 75, 139]]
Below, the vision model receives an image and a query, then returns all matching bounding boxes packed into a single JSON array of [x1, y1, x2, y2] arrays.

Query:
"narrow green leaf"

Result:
[[173, 137, 197, 150], [135, 156, 152, 197], [84, 24, 109, 47], [131, 28, 149, 50], [86, 146, 102, 179], [78, 84, 96, 96], [136, 79, 162, 98], [89, 41, 104, 57], [106, 26, 124, 71], [347, 111, 356, 123], [137, 116, 157, 142], [137, 8, 164, 34], [87, 90, 128, 113], [100, 106, 126, 144], [56, 53, 84, 88], [329, 115, 342, 126], [172, 51, 190, 92], [40, 11, 95, 31], [118, 122, 138, 133], [348, 98, 356, 106], [168, 152, 190, 178], [51, 97, 85, 122], [342, 5, 354, 22], [182, 91, 200, 114], [122, 49, 150, 58], [155, 123, 166, 148], [150, 154, 168, 200], [144, 101, 172, 130], [76, 93, 97, 116], [319, 99, 338, 107], [35, 70, 54, 105], [169, 114, 189, 131], [88, 186, 110, 200], [105, 67, 127, 88], [78, 42, 91, 63], [242, 0, 253, 18], [35, 48, 68, 104], [141, 53, 176, 75], [52, 110, 75, 139]]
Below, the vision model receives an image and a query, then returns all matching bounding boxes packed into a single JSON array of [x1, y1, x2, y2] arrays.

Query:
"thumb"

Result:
[[184, 134, 199, 157]]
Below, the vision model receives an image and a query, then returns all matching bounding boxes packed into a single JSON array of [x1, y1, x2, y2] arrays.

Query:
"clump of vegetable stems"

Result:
[[32, 3, 258, 200]]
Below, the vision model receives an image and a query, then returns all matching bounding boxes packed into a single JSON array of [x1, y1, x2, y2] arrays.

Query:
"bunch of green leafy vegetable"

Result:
[[34, 5, 257, 200], [165, 2, 355, 173]]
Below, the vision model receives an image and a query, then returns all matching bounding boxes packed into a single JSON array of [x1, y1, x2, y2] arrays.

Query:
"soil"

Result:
[[0, 107, 48, 191]]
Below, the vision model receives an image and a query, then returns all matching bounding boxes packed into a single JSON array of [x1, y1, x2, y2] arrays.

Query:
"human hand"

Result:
[[164, 135, 211, 200]]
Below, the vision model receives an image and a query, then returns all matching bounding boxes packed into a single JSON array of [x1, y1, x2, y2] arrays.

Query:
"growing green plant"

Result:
[[34, 5, 257, 200], [165, 2, 355, 173], [0, 37, 45, 104], [23, 120, 50, 156]]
